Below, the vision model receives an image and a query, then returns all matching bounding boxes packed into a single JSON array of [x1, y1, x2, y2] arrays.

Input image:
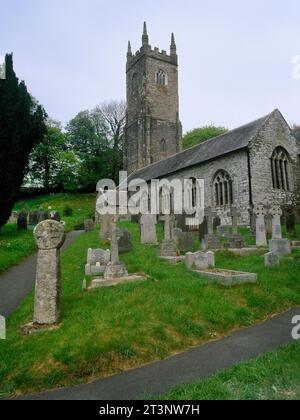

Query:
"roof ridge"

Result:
[[130, 112, 272, 178]]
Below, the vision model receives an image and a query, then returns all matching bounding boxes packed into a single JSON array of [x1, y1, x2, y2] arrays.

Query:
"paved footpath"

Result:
[[19, 307, 300, 400], [0, 231, 82, 318]]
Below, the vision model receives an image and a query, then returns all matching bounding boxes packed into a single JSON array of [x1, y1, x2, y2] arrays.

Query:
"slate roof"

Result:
[[128, 112, 272, 182]]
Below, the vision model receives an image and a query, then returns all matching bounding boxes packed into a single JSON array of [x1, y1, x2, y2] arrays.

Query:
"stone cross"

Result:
[[254, 205, 267, 247], [270, 206, 282, 240], [205, 207, 217, 236], [33, 220, 65, 325], [230, 207, 241, 235], [110, 217, 121, 264]]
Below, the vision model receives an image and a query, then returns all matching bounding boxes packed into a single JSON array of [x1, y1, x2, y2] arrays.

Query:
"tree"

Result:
[[0, 54, 47, 231], [182, 125, 228, 150], [93, 101, 126, 181]]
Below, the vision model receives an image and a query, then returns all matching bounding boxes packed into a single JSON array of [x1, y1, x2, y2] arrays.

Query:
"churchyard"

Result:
[[1, 195, 300, 398]]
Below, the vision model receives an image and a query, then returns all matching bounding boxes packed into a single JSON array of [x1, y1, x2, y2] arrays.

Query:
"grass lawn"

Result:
[[156, 342, 300, 400], [0, 194, 96, 274], [0, 221, 300, 398]]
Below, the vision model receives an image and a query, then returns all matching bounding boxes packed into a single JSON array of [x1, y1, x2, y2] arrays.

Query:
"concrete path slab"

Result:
[[19, 307, 300, 400], [0, 231, 82, 318]]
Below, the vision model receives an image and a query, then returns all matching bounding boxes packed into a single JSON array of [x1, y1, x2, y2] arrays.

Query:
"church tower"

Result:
[[124, 23, 182, 174]]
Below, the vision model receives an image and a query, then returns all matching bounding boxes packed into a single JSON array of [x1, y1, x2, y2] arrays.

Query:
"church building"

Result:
[[125, 24, 300, 225]]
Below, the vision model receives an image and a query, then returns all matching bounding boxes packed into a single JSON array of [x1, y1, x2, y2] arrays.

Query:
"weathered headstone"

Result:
[[270, 206, 282, 240], [84, 219, 94, 232], [254, 205, 267, 247], [172, 227, 183, 241], [264, 252, 280, 268], [140, 214, 158, 244], [38, 211, 50, 223], [269, 239, 291, 255], [33, 220, 65, 325], [217, 225, 230, 238], [160, 214, 177, 257], [205, 207, 217, 236], [118, 229, 133, 254], [85, 248, 110, 275], [104, 218, 128, 279], [202, 209, 221, 250], [176, 232, 194, 253], [185, 251, 215, 271], [17, 210, 28, 231]]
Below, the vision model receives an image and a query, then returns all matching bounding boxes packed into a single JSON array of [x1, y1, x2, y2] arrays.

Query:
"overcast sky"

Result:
[[1, 0, 299, 132]]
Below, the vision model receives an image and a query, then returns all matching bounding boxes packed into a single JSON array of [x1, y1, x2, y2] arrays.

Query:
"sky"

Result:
[[0, 0, 299, 132]]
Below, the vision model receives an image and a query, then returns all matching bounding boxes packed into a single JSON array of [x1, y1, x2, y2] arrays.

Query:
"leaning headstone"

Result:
[[104, 218, 128, 279], [254, 205, 267, 247], [269, 239, 291, 256], [17, 210, 28, 231], [100, 214, 114, 240], [118, 229, 133, 254], [160, 214, 177, 257], [264, 252, 280, 268], [140, 214, 158, 244], [85, 248, 110, 275], [270, 206, 282, 240], [33, 220, 65, 325], [84, 219, 94, 232]]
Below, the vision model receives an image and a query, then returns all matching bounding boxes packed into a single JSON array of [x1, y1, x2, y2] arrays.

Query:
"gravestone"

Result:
[[33, 220, 65, 325], [85, 248, 110, 275], [17, 210, 28, 231], [118, 229, 133, 254], [270, 206, 282, 240], [213, 216, 221, 232], [84, 219, 94, 232], [160, 214, 177, 257], [29, 211, 39, 226], [269, 239, 291, 255], [286, 211, 296, 238], [100, 214, 114, 240], [217, 225, 230, 238], [205, 207, 217, 236], [104, 218, 128, 279], [172, 227, 183, 241], [176, 232, 194, 253], [230, 207, 240, 235], [8, 211, 18, 224], [38, 211, 50, 223], [140, 214, 158, 244], [254, 205, 267, 247], [199, 217, 208, 240], [185, 251, 215, 271], [265, 213, 273, 236], [264, 252, 280, 268]]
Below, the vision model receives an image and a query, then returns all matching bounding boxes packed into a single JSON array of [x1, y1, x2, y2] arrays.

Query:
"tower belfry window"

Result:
[[156, 70, 168, 86]]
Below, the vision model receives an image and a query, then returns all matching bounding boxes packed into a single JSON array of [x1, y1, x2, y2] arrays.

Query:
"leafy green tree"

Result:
[[182, 125, 228, 150], [0, 54, 47, 231]]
